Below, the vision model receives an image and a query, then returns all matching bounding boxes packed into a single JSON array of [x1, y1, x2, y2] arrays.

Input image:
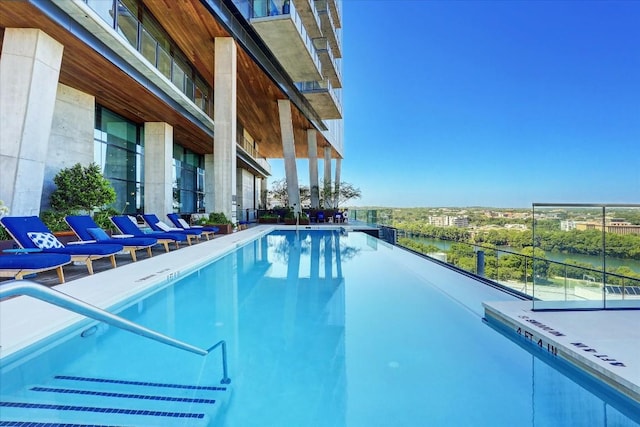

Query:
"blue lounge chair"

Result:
[[110, 215, 187, 252], [167, 213, 218, 240], [0, 253, 71, 283], [317, 211, 325, 223], [65, 215, 158, 262], [141, 214, 201, 245], [0, 216, 123, 275]]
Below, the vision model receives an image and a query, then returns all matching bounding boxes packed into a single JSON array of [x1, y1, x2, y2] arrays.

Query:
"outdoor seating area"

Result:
[[0, 213, 224, 285]]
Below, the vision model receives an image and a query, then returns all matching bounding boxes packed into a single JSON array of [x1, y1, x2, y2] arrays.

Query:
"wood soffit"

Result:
[[0, 0, 336, 161]]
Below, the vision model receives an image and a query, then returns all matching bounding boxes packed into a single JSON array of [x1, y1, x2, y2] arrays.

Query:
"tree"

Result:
[[320, 181, 362, 208], [269, 178, 361, 208], [269, 178, 289, 207], [50, 163, 116, 213]]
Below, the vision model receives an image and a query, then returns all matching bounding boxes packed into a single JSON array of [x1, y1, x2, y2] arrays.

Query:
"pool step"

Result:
[[0, 375, 230, 426]]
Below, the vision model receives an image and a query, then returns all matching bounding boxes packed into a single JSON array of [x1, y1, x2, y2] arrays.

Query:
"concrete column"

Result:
[[0, 28, 63, 216], [214, 37, 237, 222], [278, 99, 300, 212], [204, 153, 215, 212], [307, 129, 320, 209], [260, 177, 268, 209], [334, 158, 341, 208], [41, 84, 95, 212], [323, 146, 332, 209], [144, 122, 173, 218]]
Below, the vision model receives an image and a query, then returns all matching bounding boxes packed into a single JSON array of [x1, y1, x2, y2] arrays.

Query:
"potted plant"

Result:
[[198, 212, 234, 234]]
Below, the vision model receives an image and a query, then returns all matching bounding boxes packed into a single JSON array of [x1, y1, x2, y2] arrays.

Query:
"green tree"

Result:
[[50, 163, 116, 213], [320, 181, 362, 208]]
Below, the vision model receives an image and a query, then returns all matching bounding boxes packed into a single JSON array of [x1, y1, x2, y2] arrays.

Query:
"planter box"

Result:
[[283, 219, 310, 225], [205, 223, 233, 234], [258, 217, 278, 224]]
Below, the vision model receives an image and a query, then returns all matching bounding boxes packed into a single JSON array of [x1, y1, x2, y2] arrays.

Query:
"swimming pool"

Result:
[[1, 230, 638, 426]]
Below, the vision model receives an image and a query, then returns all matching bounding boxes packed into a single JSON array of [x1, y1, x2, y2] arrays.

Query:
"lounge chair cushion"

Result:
[[178, 218, 191, 229], [155, 221, 180, 232], [87, 227, 110, 241], [0, 253, 71, 269], [27, 232, 65, 249]]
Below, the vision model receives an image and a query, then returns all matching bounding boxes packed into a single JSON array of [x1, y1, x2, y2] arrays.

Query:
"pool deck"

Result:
[[483, 300, 640, 404], [1, 223, 638, 407]]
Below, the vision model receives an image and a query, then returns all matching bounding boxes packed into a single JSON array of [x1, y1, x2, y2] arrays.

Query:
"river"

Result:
[[408, 236, 640, 274]]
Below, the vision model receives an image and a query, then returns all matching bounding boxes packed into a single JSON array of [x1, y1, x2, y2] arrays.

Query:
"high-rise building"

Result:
[[0, 0, 343, 222]]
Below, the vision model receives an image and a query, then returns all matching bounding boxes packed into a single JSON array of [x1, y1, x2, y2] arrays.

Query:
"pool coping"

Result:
[[483, 300, 640, 404]]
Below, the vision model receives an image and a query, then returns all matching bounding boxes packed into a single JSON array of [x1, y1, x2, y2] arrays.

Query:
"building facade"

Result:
[[0, 0, 343, 223]]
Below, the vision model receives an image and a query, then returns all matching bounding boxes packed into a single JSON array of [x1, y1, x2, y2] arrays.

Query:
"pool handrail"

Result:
[[0, 280, 231, 384]]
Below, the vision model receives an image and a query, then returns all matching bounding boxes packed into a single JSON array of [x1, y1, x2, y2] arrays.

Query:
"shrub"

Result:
[[207, 212, 232, 224], [50, 163, 116, 213]]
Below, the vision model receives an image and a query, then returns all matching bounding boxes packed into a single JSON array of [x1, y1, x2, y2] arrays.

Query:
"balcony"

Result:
[[250, 0, 323, 82], [297, 80, 342, 119], [327, 0, 342, 29], [314, 0, 342, 58], [236, 136, 271, 177], [313, 37, 342, 88], [292, 0, 322, 38]]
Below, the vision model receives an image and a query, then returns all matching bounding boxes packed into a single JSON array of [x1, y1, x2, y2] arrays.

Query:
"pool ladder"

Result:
[[0, 280, 231, 385]]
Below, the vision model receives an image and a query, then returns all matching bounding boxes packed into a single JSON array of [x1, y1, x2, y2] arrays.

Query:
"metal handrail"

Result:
[[0, 280, 231, 384]]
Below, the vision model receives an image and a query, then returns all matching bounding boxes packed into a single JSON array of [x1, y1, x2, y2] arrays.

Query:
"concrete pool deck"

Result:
[[483, 300, 640, 404], [1, 224, 638, 408]]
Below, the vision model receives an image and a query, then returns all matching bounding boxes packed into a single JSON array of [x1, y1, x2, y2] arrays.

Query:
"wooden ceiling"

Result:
[[0, 0, 336, 161]]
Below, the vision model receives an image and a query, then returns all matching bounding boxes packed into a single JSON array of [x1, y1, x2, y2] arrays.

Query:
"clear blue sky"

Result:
[[269, 0, 640, 208]]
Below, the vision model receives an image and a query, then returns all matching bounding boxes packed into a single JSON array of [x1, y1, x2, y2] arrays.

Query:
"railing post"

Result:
[[476, 250, 485, 277]]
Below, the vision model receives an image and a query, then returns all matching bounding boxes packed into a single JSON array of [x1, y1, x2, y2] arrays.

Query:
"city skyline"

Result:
[[270, 0, 639, 208]]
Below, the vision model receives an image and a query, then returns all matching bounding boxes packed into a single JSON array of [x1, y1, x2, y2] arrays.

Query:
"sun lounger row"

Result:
[[0, 213, 219, 284], [605, 285, 640, 296]]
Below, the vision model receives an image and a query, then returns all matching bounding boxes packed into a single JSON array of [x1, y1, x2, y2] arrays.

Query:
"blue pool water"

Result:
[[1, 230, 638, 426]]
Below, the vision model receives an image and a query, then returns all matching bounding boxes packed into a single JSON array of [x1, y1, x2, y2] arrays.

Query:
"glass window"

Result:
[[172, 145, 205, 213], [94, 105, 143, 215]]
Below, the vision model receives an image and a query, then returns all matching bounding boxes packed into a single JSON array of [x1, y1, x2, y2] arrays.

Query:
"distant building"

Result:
[[560, 220, 577, 231], [575, 220, 640, 236], [428, 215, 469, 228]]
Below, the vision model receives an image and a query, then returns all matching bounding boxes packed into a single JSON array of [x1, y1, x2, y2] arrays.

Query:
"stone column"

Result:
[[214, 37, 237, 222], [307, 129, 320, 209], [0, 29, 63, 216], [278, 99, 300, 212], [144, 122, 173, 218], [323, 146, 332, 209]]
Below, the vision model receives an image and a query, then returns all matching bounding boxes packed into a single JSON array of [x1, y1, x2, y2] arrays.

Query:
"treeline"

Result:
[[398, 238, 640, 286], [394, 221, 640, 260]]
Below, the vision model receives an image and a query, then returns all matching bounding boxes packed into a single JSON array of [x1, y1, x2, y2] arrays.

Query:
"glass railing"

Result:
[[351, 206, 640, 310], [83, 0, 212, 118], [532, 203, 640, 310]]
